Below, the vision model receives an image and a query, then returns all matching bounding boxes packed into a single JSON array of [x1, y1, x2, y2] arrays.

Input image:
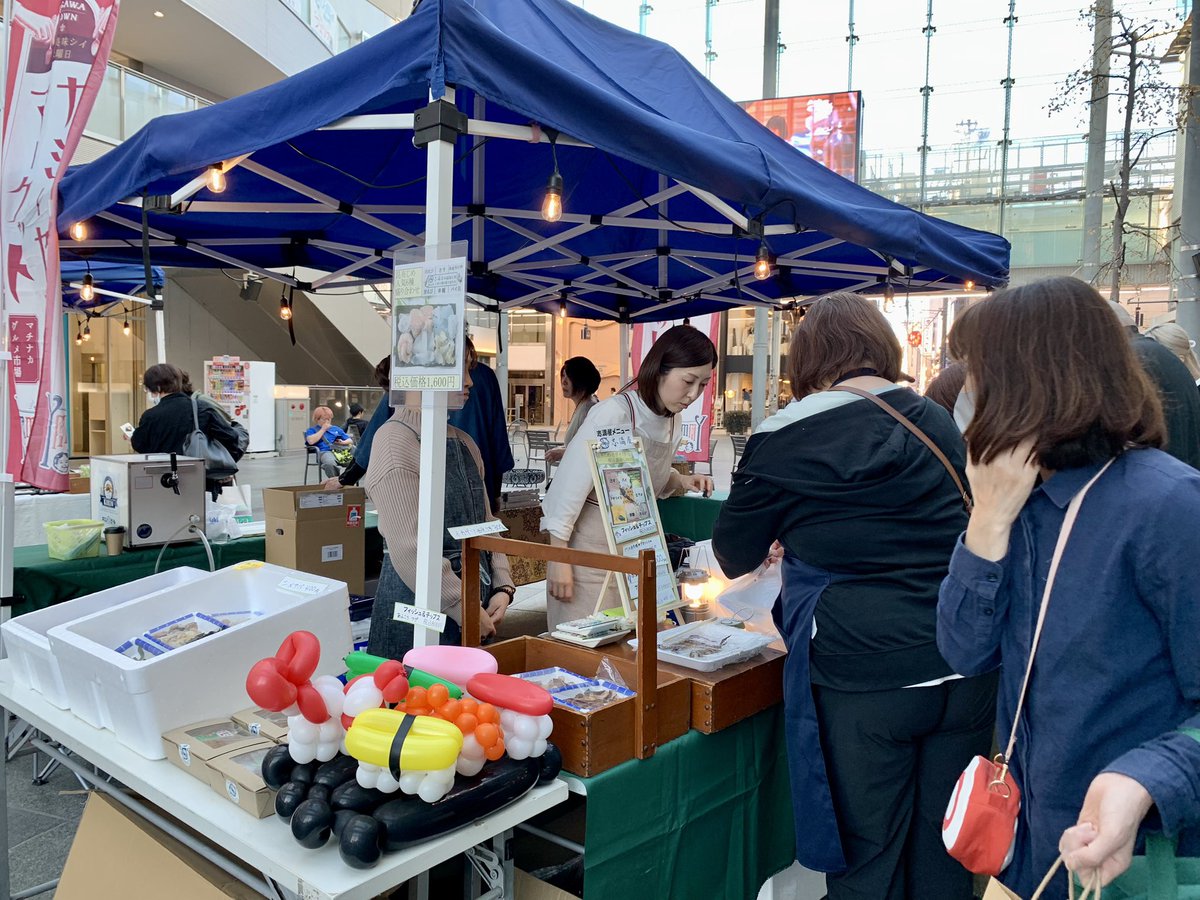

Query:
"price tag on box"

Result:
[[392, 604, 447, 633]]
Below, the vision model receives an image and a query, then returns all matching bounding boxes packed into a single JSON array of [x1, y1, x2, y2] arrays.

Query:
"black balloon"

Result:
[[339, 814, 386, 869], [261, 744, 297, 790], [291, 798, 334, 849], [274, 781, 308, 820]]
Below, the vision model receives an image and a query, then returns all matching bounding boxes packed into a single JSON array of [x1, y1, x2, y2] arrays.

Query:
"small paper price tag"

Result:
[[393, 603, 447, 633], [447, 520, 507, 540], [278, 576, 324, 596], [321, 544, 344, 563], [595, 427, 634, 452]]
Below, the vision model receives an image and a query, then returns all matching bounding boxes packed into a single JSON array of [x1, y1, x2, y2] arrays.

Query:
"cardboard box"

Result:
[[264, 486, 366, 594], [485, 636, 690, 777], [161, 718, 262, 781], [68, 474, 90, 494], [605, 640, 786, 733], [514, 869, 577, 900], [207, 742, 278, 817], [231, 706, 290, 743], [57, 792, 261, 899]]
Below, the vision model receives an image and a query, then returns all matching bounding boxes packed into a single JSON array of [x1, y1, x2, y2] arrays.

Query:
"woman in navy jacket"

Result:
[[713, 292, 996, 899], [938, 277, 1200, 895]]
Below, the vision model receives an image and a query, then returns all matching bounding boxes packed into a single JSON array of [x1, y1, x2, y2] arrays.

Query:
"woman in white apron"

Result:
[[540, 326, 717, 630]]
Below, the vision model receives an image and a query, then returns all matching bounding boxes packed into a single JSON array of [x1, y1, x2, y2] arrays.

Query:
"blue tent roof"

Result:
[[59, 261, 164, 311], [56, 0, 1008, 321]]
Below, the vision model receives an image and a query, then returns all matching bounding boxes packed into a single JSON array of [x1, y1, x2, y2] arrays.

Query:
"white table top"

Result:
[[0, 662, 568, 900]]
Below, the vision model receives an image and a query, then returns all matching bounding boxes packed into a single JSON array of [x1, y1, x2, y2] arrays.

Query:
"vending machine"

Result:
[[203, 357, 276, 453]]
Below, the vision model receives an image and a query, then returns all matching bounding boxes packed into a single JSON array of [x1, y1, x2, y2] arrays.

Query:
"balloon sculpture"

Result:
[[246, 634, 562, 869]]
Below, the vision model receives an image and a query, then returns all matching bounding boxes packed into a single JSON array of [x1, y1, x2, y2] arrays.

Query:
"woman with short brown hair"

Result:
[[938, 277, 1200, 897], [713, 291, 996, 899]]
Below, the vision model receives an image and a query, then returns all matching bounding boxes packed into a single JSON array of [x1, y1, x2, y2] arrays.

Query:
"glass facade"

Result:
[[67, 307, 148, 458]]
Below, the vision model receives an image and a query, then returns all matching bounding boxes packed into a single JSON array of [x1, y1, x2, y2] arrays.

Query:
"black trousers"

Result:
[[813, 671, 999, 900]]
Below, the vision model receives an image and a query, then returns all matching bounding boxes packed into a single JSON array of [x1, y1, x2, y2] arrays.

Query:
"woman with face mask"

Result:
[[540, 325, 716, 630]]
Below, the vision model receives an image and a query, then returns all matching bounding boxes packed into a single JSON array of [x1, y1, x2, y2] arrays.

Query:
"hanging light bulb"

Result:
[[883, 282, 895, 314], [964, 279, 975, 291], [280, 294, 293, 321], [123, 318, 131, 336], [82, 320, 92, 342], [558, 297, 567, 318], [754, 242, 772, 280], [542, 170, 563, 223], [69, 221, 87, 241], [208, 165, 227, 194], [74, 328, 83, 346], [80, 273, 95, 302]]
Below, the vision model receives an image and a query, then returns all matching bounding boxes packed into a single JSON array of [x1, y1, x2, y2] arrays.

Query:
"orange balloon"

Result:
[[454, 713, 479, 734], [474, 723, 499, 748], [476, 703, 498, 724], [406, 687, 427, 708], [460, 697, 479, 715], [484, 741, 505, 761], [427, 684, 450, 708], [440, 699, 462, 722]]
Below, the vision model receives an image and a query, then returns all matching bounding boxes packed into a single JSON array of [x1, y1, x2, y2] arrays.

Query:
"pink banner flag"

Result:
[[3, 0, 119, 490], [631, 315, 720, 464]]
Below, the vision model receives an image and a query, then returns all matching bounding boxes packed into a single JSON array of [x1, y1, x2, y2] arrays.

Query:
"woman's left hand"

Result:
[[486, 591, 512, 627], [764, 540, 785, 568], [1060, 772, 1154, 888], [681, 474, 714, 495]]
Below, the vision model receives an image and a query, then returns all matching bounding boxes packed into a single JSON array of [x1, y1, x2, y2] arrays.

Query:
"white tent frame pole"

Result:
[[413, 88, 455, 650]]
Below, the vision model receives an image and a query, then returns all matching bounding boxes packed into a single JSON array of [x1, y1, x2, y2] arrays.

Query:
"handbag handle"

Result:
[[1030, 855, 1102, 899], [830, 385, 973, 513], [1001, 459, 1114, 764]]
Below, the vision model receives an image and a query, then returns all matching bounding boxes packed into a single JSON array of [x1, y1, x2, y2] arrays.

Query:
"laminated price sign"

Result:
[[586, 435, 680, 617], [390, 256, 467, 392]]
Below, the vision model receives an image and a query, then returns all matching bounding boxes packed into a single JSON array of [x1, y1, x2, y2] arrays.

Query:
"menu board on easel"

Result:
[[587, 427, 680, 617]]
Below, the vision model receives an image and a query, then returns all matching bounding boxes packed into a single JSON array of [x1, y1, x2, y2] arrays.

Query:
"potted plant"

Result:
[[724, 410, 750, 435]]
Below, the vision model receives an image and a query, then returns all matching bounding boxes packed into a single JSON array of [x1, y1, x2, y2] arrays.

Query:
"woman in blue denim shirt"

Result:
[[938, 277, 1200, 896]]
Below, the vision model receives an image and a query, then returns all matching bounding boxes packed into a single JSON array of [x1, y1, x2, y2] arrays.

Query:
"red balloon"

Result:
[[296, 682, 328, 724], [246, 658, 297, 711], [373, 660, 404, 689], [380, 675, 409, 706], [276, 631, 321, 684]]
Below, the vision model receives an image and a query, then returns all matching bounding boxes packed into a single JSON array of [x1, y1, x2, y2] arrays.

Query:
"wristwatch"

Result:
[[491, 585, 516, 601]]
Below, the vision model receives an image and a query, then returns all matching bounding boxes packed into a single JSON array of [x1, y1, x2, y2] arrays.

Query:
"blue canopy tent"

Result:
[[50, 0, 1010, 663], [55, 0, 1008, 322], [60, 261, 164, 312]]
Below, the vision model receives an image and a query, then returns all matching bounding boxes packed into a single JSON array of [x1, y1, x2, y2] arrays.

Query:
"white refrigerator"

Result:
[[203, 357, 276, 453]]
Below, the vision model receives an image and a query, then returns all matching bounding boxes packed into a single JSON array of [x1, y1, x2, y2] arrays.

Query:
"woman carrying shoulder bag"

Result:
[[938, 277, 1200, 896], [712, 292, 997, 900]]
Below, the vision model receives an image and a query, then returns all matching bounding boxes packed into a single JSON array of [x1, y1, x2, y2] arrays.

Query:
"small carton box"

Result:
[[161, 718, 261, 781], [263, 486, 366, 595], [231, 706, 290, 743], [207, 742, 277, 817]]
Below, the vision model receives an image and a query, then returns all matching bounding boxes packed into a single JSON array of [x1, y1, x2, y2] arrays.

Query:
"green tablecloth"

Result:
[[11, 519, 383, 618], [658, 492, 727, 543], [578, 705, 795, 899]]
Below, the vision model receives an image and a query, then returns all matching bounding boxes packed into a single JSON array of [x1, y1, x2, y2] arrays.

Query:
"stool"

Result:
[[303, 446, 323, 484]]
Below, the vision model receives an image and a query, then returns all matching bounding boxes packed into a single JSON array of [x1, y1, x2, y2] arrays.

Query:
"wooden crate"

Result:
[[484, 635, 690, 777], [604, 641, 786, 733], [461, 535, 688, 777]]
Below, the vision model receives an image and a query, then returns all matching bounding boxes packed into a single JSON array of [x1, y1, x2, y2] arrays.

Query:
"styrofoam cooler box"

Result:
[[2, 568, 211, 711], [46, 561, 352, 760]]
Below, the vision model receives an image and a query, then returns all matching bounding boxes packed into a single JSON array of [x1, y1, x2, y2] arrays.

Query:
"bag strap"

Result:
[[1002, 458, 1114, 763], [1030, 855, 1102, 900], [190, 394, 201, 433], [830, 385, 972, 512]]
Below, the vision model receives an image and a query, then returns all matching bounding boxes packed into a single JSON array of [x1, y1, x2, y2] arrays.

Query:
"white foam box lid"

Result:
[[1, 567, 210, 711], [46, 561, 352, 760]]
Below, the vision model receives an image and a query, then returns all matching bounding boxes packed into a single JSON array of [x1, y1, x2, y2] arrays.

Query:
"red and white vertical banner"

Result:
[[2, 0, 119, 490], [631, 314, 720, 464]]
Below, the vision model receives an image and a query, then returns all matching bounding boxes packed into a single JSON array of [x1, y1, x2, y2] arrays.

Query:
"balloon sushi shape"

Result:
[[246, 631, 346, 763], [467, 673, 554, 761], [345, 708, 463, 802]]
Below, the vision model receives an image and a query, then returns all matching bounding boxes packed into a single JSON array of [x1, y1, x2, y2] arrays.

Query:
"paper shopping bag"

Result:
[[983, 878, 1024, 900]]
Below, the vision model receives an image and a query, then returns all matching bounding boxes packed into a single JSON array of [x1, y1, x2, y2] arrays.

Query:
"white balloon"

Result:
[[536, 715, 553, 740], [289, 717, 319, 742], [507, 737, 533, 760], [376, 770, 401, 793], [316, 740, 340, 762], [531, 738, 547, 757], [357, 764, 379, 789], [418, 775, 449, 803], [514, 715, 539, 740], [399, 772, 423, 794], [457, 755, 485, 777], [343, 689, 379, 718], [288, 740, 317, 764], [500, 709, 518, 731], [313, 675, 345, 718]]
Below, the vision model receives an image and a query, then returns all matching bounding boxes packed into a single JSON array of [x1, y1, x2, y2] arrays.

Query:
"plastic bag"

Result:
[[595, 656, 629, 690], [204, 497, 242, 543], [718, 564, 782, 613]]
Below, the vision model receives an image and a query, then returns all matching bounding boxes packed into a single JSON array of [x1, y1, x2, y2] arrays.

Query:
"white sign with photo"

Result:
[[390, 257, 467, 392]]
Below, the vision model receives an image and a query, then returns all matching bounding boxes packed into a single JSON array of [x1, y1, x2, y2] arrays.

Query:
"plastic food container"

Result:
[[47, 561, 352, 759], [2, 568, 210, 709], [629, 621, 774, 673], [43, 519, 105, 560]]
